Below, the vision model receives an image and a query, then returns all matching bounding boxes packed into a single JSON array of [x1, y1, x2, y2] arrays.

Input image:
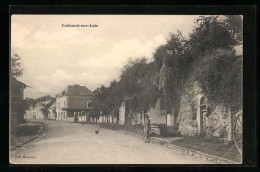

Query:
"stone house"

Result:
[[55, 84, 96, 122], [10, 77, 28, 130]]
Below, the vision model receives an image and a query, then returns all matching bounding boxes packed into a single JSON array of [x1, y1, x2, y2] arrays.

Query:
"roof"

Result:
[[44, 98, 56, 109], [58, 85, 94, 97], [48, 99, 56, 110], [37, 98, 56, 112], [10, 77, 28, 89], [35, 97, 55, 108]]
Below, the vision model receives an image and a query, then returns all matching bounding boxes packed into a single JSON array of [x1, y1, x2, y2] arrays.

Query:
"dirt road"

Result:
[[10, 120, 211, 164]]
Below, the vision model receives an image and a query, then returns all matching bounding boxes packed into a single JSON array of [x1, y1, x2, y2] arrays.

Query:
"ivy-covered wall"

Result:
[[177, 81, 232, 140], [205, 106, 230, 138], [177, 81, 201, 136]]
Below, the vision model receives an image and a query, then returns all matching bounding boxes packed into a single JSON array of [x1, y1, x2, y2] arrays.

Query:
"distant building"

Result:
[[56, 84, 96, 122], [25, 97, 55, 120], [10, 77, 28, 130], [47, 99, 56, 120]]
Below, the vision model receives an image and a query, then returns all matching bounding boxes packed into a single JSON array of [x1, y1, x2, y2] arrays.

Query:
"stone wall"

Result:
[[177, 82, 201, 136], [118, 101, 126, 125], [118, 98, 177, 126], [67, 117, 74, 122], [177, 81, 232, 140], [205, 106, 230, 138]]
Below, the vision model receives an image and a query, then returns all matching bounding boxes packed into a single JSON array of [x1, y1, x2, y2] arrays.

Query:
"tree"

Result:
[[153, 31, 191, 112], [89, 15, 243, 124], [138, 61, 161, 111], [189, 15, 243, 111], [105, 80, 123, 122], [222, 15, 243, 45], [25, 97, 37, 107], [194, 49, 242, 110], [120, 58, 163, 114], [90, 85, 110, 122], [11, 54, 23, 78], [91, 57, 161, 123], [120, 58, 148, 97], [152, 15, 243, 113], [187, 15, 242, 62]]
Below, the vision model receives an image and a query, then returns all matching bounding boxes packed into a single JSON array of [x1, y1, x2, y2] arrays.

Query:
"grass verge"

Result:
[[96, 123, 242, 163]]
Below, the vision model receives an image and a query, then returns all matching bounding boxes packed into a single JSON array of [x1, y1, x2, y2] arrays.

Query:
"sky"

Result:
[[11, 15, 200, 99]]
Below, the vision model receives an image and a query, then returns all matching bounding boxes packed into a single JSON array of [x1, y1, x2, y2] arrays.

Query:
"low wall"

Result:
[[67, 117, 74, 122], [148, 99, 166, 124]]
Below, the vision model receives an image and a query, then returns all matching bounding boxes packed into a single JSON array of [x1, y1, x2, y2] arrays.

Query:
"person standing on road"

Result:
[[144, 114, 150, 143]]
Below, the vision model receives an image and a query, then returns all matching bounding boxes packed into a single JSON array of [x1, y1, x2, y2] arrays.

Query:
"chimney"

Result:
[[74, 84, 80, 96]]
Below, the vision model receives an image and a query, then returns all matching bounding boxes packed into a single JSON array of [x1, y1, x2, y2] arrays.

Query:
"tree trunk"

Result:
[[116, 110, 119, 124]]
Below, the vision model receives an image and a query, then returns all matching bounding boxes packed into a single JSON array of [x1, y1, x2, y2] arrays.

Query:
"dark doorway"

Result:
[[74, 112, 78, 122], [200, 97, 206, 135]]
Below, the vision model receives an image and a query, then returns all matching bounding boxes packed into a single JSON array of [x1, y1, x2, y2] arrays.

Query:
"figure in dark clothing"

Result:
[[44, 112, 48, 120], [144, 114, 150, 143]]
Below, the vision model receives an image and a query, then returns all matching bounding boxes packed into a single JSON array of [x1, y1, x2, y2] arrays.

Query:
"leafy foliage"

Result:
[[188, 15, 243, 110], [91, 15, 243, 120], [11, 54, 23, 78], [189, 16, 237, 56], [195, 49, 242, 110], [89, 85, 110, 120], [25, 97, 37, 107], [153, 31, 191, 111], [91, 57, 162, 119]]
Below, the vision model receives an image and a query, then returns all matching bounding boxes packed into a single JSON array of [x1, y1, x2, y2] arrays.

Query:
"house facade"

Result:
[[10, 77, 28, 130], [47, 99, 56, 120], [56, 84, 95, 122]]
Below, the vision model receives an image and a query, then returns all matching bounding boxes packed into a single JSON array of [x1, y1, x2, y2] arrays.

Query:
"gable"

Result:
[[65, 85, 93, 96]]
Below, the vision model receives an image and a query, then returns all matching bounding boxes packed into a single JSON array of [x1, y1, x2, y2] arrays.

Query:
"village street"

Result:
[[10, 120, 211, 164]]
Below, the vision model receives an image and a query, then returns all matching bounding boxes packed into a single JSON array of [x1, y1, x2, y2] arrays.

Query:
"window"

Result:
[[64, 101, 66, 108], [192, 111, 197, 120], [58, 103, 60, 109], [192, 103, 197, 120], [87, 102, 92, 108]]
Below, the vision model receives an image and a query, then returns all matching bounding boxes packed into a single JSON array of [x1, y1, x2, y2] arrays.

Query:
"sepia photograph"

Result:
[[9, 14, 243, 164]]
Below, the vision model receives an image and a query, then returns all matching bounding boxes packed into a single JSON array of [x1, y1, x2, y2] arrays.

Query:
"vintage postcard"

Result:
[[10, 14, 243, 164]]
